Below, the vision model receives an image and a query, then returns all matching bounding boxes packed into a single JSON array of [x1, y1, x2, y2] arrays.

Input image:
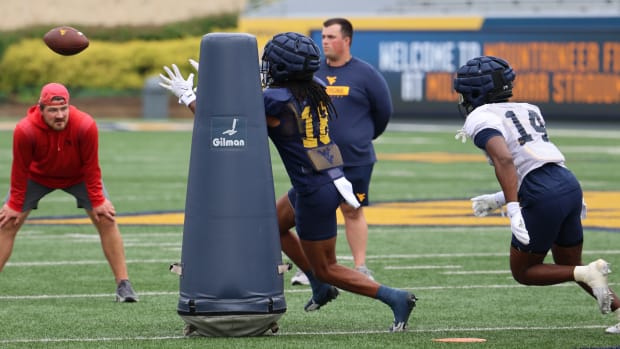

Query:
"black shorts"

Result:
[[287, 184, 340, 241], [342, 164, 374, 206], [513, 164, 583, 253], [6, 180, 108, 212]]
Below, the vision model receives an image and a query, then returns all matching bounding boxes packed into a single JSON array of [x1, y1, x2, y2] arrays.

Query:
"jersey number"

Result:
[[300, 103, 330, 148], [504, 110, 549, 146]]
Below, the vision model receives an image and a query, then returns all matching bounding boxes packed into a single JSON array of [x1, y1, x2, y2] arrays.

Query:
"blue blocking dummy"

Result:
[[177, 33, 286, 337]]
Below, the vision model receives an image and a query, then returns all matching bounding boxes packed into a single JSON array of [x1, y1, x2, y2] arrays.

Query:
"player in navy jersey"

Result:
[[288, 17, 392, 285], [159, 32, 416, 332], [454, 55, 620, 333]]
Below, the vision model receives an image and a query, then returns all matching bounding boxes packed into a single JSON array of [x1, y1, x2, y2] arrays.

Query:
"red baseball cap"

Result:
[[39, 82, 70, 106]]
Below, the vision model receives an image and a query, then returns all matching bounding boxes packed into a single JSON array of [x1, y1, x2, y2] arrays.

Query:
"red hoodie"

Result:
[[8, 105, 104, 211]]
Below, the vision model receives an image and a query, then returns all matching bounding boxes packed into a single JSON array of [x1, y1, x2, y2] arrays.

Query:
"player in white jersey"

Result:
[[453, 56, 620, 334], [461, 102, 566, 186]]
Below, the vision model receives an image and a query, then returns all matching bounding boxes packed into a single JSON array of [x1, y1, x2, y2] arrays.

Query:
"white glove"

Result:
[[581, 198, 587, 220], [333, 177, 361, 209], [189, 58, 199, 72], [455, 129, 467, 143], [189, 59, 199, 93], [159, 64, 196, 106], [471, 191, 506, 217], [506, 202, 529, 245]]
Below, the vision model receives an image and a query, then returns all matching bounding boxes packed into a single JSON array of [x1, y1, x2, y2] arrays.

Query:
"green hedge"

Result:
[[0, 37, 207, 100], [0, 14, 237, 57], [0, 14, 238, 101]]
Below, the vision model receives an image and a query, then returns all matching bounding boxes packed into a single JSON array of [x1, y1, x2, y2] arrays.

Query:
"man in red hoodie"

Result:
[[0, 83, 138, 302]]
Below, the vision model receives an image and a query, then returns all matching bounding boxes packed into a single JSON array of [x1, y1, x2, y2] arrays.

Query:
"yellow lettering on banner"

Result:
[[553, 75, 566, 103], [484, 41, 620, 105], [603, 42, 620, 73], [512, 73, 549, 102], [583, 43, 600, 72], [425, 72, 458, 102], [325, 85, 350, 97], [553, 73, 620, 103], [485, 42, 600, 72]]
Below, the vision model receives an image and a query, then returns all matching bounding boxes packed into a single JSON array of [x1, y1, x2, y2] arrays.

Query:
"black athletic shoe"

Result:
[[304, 285, 339, 312]]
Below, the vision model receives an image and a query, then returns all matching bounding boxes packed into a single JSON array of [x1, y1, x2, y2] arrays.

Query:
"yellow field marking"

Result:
[[27, 191, 620, 230], [355, 191, 620, 230]]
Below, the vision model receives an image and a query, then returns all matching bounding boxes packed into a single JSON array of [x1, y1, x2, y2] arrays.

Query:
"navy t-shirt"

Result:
[[316, 57, 392, 166]]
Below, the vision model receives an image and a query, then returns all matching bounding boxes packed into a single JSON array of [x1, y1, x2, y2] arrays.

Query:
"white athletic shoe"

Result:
[[583, 259, 612, 314], [605, 322, 620, 334], [605, 309, 620, 334], [356, 265, 375, 281], [290, 270, 310, 286]]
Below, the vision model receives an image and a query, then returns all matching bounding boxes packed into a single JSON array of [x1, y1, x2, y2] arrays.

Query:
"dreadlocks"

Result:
[[278, 79, 338, 121]]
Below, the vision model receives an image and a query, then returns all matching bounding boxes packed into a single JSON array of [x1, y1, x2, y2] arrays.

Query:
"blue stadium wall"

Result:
[[301, 17, 620, 122]]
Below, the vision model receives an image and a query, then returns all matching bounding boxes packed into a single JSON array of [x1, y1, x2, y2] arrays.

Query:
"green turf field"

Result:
[[0, 120, 618, 349]]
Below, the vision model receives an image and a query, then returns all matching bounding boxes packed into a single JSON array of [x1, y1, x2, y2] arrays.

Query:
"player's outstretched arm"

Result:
[[159, 64, 196, 108], [471, 191, 505, 217]]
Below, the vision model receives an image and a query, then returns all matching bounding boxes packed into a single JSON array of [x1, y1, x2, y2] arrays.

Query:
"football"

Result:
[[43, 26, 89, 56]]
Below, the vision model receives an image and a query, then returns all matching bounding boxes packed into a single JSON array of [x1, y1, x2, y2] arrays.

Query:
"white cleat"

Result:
[[389, 321, 407, 333], [290, 270, 310, 286], [356, 265, 375, 281], [605, 323, 620, 334], [584, 259, 612, 314]]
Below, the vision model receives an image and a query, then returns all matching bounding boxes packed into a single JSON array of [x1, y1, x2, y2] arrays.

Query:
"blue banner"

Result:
[[311, 17, 620, 121]]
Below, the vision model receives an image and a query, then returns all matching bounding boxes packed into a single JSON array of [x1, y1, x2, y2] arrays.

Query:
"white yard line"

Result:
[[6, 259, 174, 267], [385, 265, 462, 269], [0, 324, 609, 345], [442, 270, 511, 275], [7, 250, 620, 267], [0, 291, 178, 300], [2, 282, 618, 300]]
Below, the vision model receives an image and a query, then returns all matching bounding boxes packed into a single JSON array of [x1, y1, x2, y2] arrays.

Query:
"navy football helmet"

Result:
[[261, 32, 320, 86], [453, 56, 515, 115]]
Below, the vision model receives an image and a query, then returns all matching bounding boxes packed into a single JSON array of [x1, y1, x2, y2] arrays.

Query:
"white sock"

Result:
[[574, 265, 588, 282]]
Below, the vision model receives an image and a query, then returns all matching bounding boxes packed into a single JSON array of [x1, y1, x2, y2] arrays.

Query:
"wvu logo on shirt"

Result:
[[324, 76, 350, 97], [317, 146, 335, 165]]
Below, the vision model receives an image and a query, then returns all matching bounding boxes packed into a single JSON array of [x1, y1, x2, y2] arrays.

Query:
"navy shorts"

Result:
[[512, 164, 583, 253], [6, 180, 108, 212], [287, 183, 341, 241], [343, 164, 373, 206]]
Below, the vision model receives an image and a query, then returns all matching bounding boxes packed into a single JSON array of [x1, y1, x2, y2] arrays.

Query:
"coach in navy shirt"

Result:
[[288, 18, 392, 286]]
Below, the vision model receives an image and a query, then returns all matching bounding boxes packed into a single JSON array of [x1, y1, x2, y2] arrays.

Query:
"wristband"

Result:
[[179, 90, 196, 107], [506, 202, 520, 217]]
